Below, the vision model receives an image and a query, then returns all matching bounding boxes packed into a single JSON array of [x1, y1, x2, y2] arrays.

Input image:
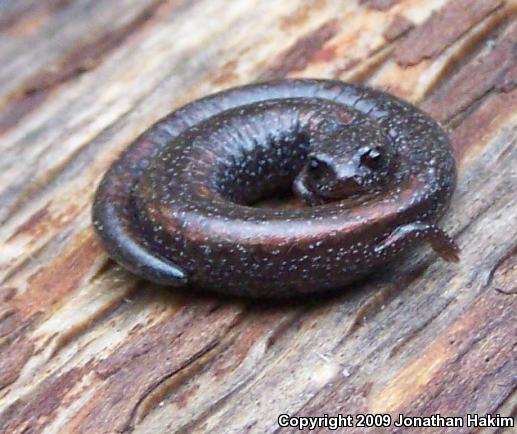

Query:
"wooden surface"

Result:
[[0, 1, 516, 433]]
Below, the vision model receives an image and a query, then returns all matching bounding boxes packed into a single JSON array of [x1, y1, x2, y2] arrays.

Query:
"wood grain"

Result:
[[0, 1, 515, 433]]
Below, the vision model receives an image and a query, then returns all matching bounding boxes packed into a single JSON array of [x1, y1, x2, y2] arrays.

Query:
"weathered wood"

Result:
[[0, 1, 515, 433]]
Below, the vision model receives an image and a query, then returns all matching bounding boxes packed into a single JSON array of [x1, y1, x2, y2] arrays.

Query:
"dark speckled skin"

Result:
[[92, 79, 459, 297]]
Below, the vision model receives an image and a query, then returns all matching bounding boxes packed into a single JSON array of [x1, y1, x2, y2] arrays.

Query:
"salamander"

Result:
[[92, 79, 459, 297]]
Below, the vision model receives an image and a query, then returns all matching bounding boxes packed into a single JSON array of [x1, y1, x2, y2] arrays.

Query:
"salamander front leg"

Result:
[[374, 222, 460, 262]]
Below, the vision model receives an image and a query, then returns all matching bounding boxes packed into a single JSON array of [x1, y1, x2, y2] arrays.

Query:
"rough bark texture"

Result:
[[0, 1, 516, 433]]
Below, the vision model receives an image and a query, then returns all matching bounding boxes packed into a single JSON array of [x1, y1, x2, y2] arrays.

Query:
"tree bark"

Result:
[[0, 1, 515, 433]]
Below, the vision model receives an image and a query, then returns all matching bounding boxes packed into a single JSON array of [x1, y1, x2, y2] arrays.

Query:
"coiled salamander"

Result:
[[92, 79, 459, 297]]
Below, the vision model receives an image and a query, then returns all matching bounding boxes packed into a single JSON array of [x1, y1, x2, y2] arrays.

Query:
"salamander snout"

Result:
[[294, 125, 396, 205]]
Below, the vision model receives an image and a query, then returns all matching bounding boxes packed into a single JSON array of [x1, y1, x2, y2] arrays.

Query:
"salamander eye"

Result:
[[307, 156, 329, 180], [360, 147, 383, 169], [309, 157, 321, 170]]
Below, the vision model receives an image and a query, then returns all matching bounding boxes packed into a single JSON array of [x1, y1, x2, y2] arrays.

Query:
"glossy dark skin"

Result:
[[92, 79, 459, 297]]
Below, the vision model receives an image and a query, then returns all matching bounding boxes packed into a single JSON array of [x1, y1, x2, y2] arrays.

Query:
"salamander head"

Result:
[[294, 123, 396, 205]]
